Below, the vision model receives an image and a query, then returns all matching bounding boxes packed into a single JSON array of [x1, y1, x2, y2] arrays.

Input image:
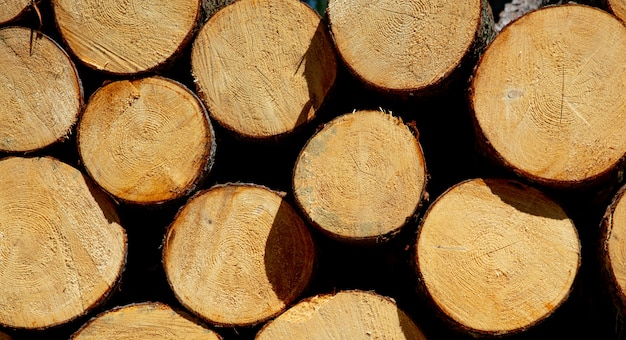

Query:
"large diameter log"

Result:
[[415, 178, 580, 335], [191, 0, 337, 139], [78, 76, 215, 205], [256, 290, 426, 339], [0, 157, 127, 329], [71, 302, 220, 339], [601, 184, 626, 309], [0, 26, 82, 152], [163, 184, 316, 326], [52, 0, 200, 74], [0, 0, 30, 24], [327, 0, 494, 93], [471, 4, 626, 186], [293, 109, 426, 242], [608, 0, 626, 23]]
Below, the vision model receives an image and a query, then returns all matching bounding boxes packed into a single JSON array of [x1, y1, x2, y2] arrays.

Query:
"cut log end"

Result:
[[0, 27, 82, 153], [0, 0, 30, 24], [53, 0, 200, 74], [163, 184, 316, 327], [191, 0, 337, 139], [71, 302, 220, 339], [472, 4, 626, 186], [602, 184, 626, 309], [256, 290, 427, 340], [415, 178, 580, 335], [0, 157, 127, 329], [78, 76, 215, 205], [327, 0, 490, 92], [608, 0, 626, 24], [293, 109, 426, 241]]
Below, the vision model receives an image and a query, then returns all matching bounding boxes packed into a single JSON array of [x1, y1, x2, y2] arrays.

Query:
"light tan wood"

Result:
[[256, 290, 426, 340], [608, 0, 626, 23], [78, 76, 215, 205], [163, 184, 316, 326], [472, 4, 626, 185], [327, 0, 491, 92], [53, 0, 200, 74], [416, 178, 580, 334], [72, 302, 220, 339], [0, 0, 30, 24], [191, 0, 337, 139], [0, 26, 82, 152], [293, 110, 426, 241], [602, 185, 626, 308], [0, 156, 126, 329]]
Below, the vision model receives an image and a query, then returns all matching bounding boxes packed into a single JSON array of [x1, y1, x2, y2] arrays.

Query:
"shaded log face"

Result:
[[608, 0, 626, 24], [604, 187, 626, 308], [472, 5, 626, 185], [416, 178, 580, 334], [0, 157, 126, 329], [191, 0, 337, 139]]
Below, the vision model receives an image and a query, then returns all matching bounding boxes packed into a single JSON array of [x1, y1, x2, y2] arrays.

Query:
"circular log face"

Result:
[[472, 5, 626, 184], [327, 0, 483, 91], [256, 290, 426, 339], [72, 302, 220, 339], [416, 178, 580, 334], [78, 76, 214, 205], [606, 188, 626, 305], [0, 157, 126, 329], [53, 0, 199, 74], [191, 0, 337, 139], [0, 0, 29, 24], [163, 184, 315, 326], [293, 110, 426, 241], [0, 27, 82, 152], [609, 0, 626, 24]]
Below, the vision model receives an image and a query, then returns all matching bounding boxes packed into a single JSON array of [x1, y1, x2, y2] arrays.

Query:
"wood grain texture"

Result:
[[0, 27, 82, 152], [472, 4, 626, 185], [0, 0, 30, 24], [72, 302, 221, 339], [416, 178, 580, 335], [163, 184, 315, 327], [293, 110, 426, 241], [191, 0, 337, 139], [601, 184, 626, 309], [608, 0, 626, 23], [0, 157, 126, 329]]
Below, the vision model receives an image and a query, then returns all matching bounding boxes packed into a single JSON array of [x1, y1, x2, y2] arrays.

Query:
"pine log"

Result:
[[163, 184, 316, 326], [52, 0, 200, 74], [415, 178, 580, 335], [71, 302, 220, 339], [77, 76, 215, 205], [601, 184, 626, 310], [471, 4, 626, 187], [191, 0, 337, 139], [608, 0, 626, 23], [0, 156, 126, 329], [0, 26, 82, 152], [0, 0, 30, 24], [326, 0, 494, 93], [256, 290, 426, 339], [293, 109, 426, 242]]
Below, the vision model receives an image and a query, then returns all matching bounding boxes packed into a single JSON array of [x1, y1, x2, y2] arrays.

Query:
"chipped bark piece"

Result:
[[256, 290, 427, 340], [52, 0, 200, 74], [0, 156, 127, 329], [415, 178, 580, 335], [293, 110, 426, 242], [601, 184, 626, 310], [163, 184, 316, 326], [327, 0, 494, 93], [78, 76, 215, 205], [0, 26, 82, 152], [471, 4, 626, 186], [71, 302, 220, 339], [0, 0, 30, 24], [191, 0, 337, 139], [608, 0, 626, 23]]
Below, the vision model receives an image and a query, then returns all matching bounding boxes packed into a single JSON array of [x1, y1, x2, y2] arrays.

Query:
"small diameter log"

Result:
[[163, 184, 316, 326], [471, 4, 626, 186], [0, 26, 82, 152], [327, 0, 494, 93], [608, 0, 626, 23], [293, 110, 426, 242], [191, 0, 337, 139], [256, 290, 426, 340], [415, 178, 580, 335], [0, 0, 30, 24], [601, 184, 626, 309], [71, 302, 220, 339], [78, 76, 215, 205], [53, 0, 200, 74], [0, 157, 127, 329]]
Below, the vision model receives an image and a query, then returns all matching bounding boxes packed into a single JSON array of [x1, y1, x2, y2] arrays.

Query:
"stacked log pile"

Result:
[[1, 0, 626, 339]]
